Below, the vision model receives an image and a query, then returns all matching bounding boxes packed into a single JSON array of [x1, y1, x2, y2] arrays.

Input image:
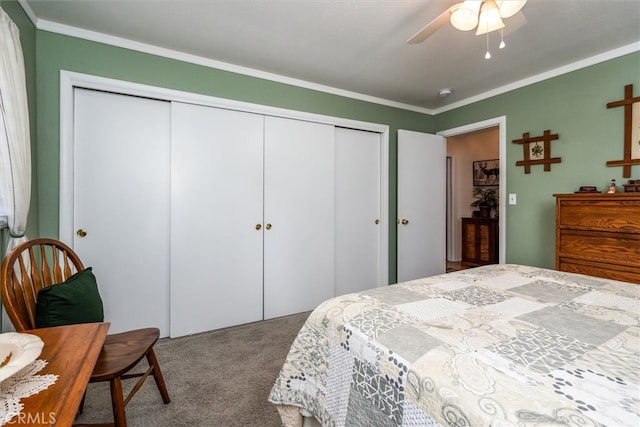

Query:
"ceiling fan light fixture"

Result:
[[450, 1, 482, 31], [475, 0, 505, 35], [407, 0, 527, 49], [496, 0, 527, 18]]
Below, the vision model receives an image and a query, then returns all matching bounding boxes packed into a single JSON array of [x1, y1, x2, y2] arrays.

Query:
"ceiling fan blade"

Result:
[[406, 6, 456, 44]]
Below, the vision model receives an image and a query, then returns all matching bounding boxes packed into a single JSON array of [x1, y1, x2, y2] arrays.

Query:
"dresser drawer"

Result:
[[558, 258, 640, 285], [557, 200, 640, 233], [557, 230, 640, 268]]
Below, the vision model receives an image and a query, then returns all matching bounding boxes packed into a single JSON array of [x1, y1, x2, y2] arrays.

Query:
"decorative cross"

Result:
[[606, 84, 640, 178], [513, 130, 561, 174]]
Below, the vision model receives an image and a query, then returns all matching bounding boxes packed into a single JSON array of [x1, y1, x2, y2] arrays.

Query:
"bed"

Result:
[[268, 264, 639, 426]]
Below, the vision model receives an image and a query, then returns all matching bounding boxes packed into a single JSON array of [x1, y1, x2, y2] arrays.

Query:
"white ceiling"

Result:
[[20, 0, 640, 112]]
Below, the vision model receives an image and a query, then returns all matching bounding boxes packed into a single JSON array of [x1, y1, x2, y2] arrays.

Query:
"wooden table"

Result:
[[7, 323, 109, 426]]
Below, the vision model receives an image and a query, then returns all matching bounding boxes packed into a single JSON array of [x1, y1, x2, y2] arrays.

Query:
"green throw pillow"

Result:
[[35, 267, 104, 328]]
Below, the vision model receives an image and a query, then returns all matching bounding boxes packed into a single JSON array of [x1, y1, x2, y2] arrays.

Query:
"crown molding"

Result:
[[29, 11, 433, 114], [431, 41, 640, 115]]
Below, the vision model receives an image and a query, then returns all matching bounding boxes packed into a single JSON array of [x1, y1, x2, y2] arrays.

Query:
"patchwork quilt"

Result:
[[269, 264, 639, 426]]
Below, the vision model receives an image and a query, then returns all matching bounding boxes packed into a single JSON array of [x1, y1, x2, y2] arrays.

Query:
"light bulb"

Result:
[[450, 1, 482, 31], [476, 0, 505, 35], [499, 40, 505, 49]]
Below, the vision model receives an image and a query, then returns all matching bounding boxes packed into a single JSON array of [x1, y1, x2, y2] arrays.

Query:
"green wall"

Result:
[[435, 52, 640, 269]]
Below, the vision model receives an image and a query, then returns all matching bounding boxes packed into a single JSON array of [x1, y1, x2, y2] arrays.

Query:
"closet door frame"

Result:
[[59, 71, 389, 282]]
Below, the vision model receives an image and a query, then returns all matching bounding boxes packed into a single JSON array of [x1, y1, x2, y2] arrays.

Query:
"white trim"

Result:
[[19, 0, 639, 115], [437, 116, 507, 264], [59, 70, 390, 284], [432, 42, 640, 114], [379, 131, 390, 285], [44, 19, 430, 114], [445, 156, 457, 261]]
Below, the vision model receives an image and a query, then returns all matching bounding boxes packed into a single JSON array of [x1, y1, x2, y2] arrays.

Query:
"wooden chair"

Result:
[[0, 238, 170, 426]]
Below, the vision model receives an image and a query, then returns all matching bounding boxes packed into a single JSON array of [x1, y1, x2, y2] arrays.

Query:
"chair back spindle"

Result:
[[1, 238, 84, 331]]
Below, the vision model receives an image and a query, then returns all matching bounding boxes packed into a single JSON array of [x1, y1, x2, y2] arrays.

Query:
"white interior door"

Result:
[[73, 88, 170, 336], [170, 102, 264, 337], [397, 129, 446, 282], [335, 127, 382, 295], [263, 116, 335, 319]]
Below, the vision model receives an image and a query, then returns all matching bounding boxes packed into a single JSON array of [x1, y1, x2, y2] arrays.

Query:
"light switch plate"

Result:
[[509, 194, 517, 205]]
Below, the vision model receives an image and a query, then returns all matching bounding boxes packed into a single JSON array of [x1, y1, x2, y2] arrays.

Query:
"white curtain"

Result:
[[0, 7, 31, 253]]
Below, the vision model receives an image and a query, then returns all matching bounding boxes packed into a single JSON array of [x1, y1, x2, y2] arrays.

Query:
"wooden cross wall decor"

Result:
[[512, 130, 561, 174], [606, 83, 640, 178]]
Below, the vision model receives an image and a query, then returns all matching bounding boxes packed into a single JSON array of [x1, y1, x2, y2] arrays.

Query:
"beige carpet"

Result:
[[75, 311, 310, 426]]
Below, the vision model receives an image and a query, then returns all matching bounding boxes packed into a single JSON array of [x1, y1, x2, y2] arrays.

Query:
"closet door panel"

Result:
[[263, 117, 335, 319], [73, 88, 170, 336], [335, 128, 382, 295], [171, 102, 264, 337]]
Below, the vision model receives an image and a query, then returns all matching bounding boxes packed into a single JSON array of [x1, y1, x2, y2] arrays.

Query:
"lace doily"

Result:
[[0, 360, 58, 424]]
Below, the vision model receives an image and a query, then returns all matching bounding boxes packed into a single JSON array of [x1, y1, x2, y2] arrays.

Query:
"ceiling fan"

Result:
[[407, 0, 527, 44]]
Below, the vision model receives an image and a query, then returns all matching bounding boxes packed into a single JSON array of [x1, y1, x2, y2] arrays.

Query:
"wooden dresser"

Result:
[[554, 193, 640, 284], [461, 217, 499, 266]]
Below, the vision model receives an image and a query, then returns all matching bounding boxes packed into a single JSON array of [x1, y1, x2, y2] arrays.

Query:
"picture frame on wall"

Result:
[[473, 159, 499, 186], [529, 142, 545, 160]]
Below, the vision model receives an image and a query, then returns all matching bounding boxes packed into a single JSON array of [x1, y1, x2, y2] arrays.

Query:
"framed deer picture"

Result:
[[473, 159, 499, 186]]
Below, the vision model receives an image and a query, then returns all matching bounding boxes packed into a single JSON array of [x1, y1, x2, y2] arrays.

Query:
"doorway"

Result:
[[438, 117, 506, 267]]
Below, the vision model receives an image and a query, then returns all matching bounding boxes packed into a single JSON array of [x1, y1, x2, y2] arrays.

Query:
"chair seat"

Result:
[[90, 327, 160, 382]]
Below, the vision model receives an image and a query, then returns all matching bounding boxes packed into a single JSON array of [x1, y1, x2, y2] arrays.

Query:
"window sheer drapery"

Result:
[[0, 7, 31, 253]]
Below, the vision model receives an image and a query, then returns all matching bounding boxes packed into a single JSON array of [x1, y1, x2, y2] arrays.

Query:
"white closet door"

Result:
[[170, 102, 264, 337], [335, 127, 382, 295], [263, 117, 335, 319], [73, 88, 170, 336], [397, 129, 446, 282]]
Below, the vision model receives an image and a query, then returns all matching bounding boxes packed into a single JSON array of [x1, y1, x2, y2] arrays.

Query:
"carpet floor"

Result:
[[75, 311, 310, 426]]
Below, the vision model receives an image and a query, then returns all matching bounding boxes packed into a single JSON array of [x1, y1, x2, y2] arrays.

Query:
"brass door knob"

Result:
[[401, 219, 409, 225], [265, 223, 272, 230], [256, 224, 262, 230], [375, 219, 380, 225], [76, 229, 88, 237]]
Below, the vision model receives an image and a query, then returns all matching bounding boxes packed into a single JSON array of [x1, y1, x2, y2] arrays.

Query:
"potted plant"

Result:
[[471, 187, 498, 218]]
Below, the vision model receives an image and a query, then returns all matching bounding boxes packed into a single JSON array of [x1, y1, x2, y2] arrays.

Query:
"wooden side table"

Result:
[[8, 323, 109, 426], [461, 217, 498, 266]]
